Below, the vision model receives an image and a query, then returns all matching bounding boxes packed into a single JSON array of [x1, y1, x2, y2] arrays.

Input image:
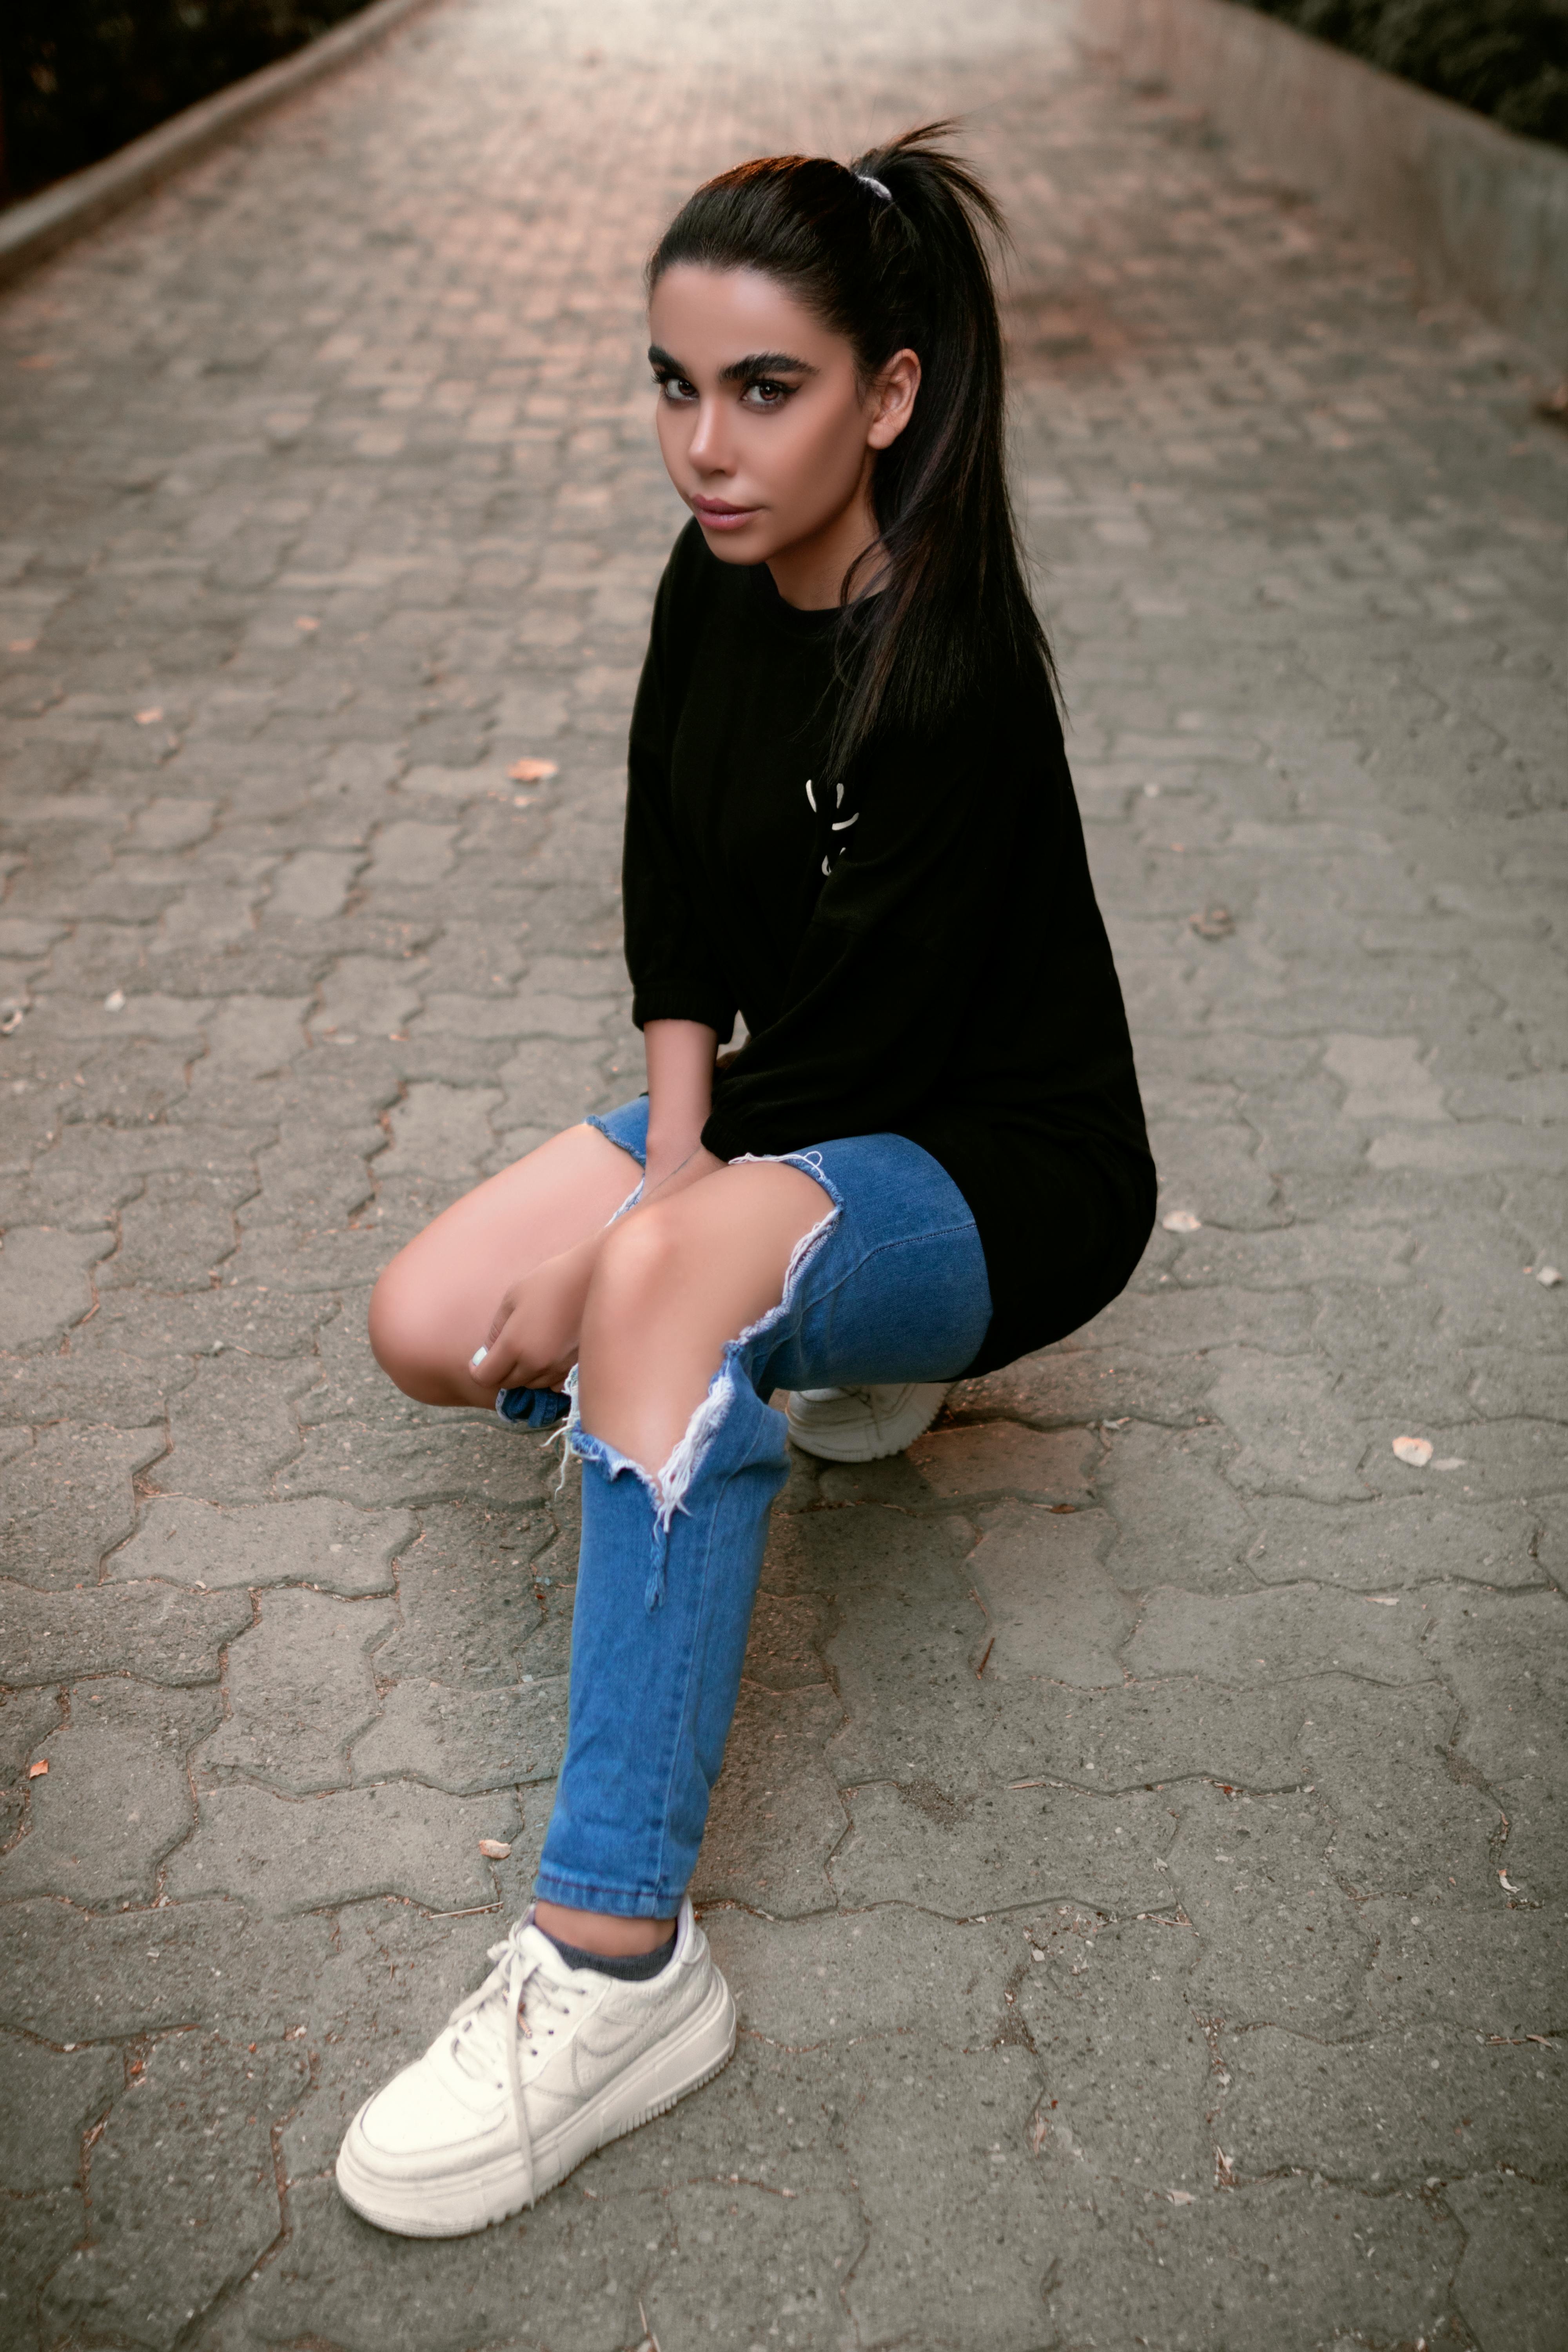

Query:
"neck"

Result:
[[765, 469, 884, 612]]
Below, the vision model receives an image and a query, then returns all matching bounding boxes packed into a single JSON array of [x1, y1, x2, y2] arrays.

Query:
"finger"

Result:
[[470, 1337, 524, 1395], [474, 1310, 554, 1399], [482, 1292, 517, 1352], [466, 1290, 524, 1390]]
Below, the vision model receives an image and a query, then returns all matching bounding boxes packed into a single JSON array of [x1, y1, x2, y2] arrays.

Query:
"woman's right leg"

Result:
[[539, 1131, 993, 1925], [367, 1122, 642, 1408]]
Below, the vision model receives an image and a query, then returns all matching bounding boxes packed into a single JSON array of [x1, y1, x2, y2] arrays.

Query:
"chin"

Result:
[[693, 518, 773, 565]]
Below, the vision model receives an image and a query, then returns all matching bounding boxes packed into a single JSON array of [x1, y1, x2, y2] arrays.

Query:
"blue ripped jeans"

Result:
[[530, 1095, 992, 1918]]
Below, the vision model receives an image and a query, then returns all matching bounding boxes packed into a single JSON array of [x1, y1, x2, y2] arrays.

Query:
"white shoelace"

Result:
[[442, 1924, 576, 2201]]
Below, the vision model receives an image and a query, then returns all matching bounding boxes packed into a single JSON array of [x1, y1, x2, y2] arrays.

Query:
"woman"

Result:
[[336, 126, 1154, 2238]]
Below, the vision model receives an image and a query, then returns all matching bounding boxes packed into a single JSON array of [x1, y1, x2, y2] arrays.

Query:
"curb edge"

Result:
[[0, 0, 445, 291]]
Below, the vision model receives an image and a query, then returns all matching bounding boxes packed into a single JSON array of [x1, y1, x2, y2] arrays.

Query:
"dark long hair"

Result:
[[647, 123, 1054, 771]]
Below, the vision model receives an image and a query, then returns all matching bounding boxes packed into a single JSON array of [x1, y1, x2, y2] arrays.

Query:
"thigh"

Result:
[[369, 1121, 642, 1401], [742, 1132, 994, 1396]]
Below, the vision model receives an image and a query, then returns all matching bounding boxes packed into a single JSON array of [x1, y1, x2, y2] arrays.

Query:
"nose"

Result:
[[686, 394, 733, 477]]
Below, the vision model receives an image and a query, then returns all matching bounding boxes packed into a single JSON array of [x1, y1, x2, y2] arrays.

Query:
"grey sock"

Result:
[[542, 1927, 676, 1982]]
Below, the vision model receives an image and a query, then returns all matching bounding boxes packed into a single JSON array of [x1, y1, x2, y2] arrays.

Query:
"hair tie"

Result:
[[857, 172, 893, 204]]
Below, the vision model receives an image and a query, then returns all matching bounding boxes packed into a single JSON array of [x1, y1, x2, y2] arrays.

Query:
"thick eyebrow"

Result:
[[719, 350, 818, 383], [647, 343, 818, 383]]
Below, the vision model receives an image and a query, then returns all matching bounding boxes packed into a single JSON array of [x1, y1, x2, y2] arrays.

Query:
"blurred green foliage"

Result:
[[1240, 0, 1568, 147], [0, 0, 375, 201]]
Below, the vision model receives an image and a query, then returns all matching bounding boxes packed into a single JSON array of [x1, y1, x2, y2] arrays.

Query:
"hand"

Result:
[[466, 1234, 599, 1399]]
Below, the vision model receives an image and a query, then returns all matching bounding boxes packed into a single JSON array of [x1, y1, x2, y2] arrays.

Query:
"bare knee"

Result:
[[368, 1256, 451, 1403], [579, 1210, 685, 1368], [577, 1171, 823, 1386], [577, 1174, 832, 1470]]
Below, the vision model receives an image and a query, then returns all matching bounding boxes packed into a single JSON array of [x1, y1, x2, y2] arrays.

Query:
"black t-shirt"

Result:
[[621, 519, 1155, 1376]]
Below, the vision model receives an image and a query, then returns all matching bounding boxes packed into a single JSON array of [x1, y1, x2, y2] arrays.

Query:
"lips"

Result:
[[691, 496, 757, 528]]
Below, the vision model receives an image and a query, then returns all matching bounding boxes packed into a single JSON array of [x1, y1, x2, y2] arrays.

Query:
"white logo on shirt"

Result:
[[806, 778, 857, 875]]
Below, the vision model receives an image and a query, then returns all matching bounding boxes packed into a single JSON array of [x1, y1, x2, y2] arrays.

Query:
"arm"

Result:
[[622, 540, 738, 1043], [618, 537, 733, 1198], [468, 548, 735, 1399], [642, 1017, 727, 1199]]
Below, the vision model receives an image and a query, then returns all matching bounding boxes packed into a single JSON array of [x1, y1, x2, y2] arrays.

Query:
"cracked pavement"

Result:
[[0, 0, 1565, 2344]]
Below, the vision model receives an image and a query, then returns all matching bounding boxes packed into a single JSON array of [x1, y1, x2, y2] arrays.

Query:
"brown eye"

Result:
[[742, 378, 792, 409]]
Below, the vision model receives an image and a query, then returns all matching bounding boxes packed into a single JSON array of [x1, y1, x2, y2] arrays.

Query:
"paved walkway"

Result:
[[2, 0, 1565, 2345]]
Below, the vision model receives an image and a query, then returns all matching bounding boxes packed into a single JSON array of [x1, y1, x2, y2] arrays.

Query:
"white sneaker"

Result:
[[335, 1896, 734, 2238], [785, 1382, 951, 1463]]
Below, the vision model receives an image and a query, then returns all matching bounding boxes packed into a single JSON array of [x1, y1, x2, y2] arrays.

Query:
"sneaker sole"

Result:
[[334, 1971, 736, 2239], [785, 1384, 949, 1464]]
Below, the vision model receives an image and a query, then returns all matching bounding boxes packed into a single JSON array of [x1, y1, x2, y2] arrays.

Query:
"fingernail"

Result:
[[470, 1346, 488, 1370]]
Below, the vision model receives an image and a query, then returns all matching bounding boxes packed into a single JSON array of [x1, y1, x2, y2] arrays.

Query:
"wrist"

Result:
[[645, 1127, 705, 1171], [641, 1143, 724, 1200]]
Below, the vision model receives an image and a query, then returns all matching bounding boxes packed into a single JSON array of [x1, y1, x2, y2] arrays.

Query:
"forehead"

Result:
[[648, 265, 846, 362]]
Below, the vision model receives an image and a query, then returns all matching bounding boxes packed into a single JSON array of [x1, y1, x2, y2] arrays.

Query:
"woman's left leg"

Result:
[[336, 1135, 991, 2238]]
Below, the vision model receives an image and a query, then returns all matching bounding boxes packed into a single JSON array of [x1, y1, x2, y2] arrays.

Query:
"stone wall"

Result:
[[1079, 0, 1568, 369]]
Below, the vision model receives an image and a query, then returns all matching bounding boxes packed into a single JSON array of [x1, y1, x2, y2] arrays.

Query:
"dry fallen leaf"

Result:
[[1499, 1869, 1523, 1893], [1161, 1209, 1202, 1233], [478, 1838, 512, 1860], [508, 757, 559, 784], [135, 708, 163, 725], [1392, 1435, 1433, 1468], [1167, 2189, 1195, 2204], [1536, 1265, 1562, 1288], [103, 989, 126, 1012], [28, 1760, 47, 1778]]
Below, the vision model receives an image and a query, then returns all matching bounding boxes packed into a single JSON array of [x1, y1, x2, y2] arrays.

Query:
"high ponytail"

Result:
[[647, 124, 1054, 772]]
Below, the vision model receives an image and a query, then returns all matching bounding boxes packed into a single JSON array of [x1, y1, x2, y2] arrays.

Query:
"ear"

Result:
[[865, 347, 921, 450]]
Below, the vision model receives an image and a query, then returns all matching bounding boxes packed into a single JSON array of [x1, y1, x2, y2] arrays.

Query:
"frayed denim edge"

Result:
[[585, 1108, 648, 1169], [568, 1148, 844, 1608], [607, 1178, 645, 1225]]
